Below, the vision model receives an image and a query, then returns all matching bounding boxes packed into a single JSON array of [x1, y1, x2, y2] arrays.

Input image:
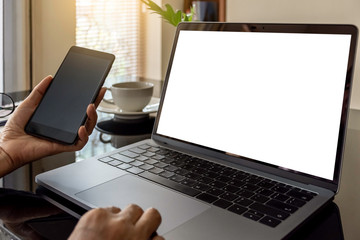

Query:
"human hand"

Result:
[[0, 75, 106, 176], [68, 204, 164, 240]]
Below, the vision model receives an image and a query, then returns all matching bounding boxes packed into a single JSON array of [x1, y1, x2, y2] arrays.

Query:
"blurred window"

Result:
[[76, 0, 142, 80]]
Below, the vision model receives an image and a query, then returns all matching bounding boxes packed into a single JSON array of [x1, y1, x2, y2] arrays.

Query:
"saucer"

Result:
[[96, 116, 155, 135], [98, 97, 160, 118]]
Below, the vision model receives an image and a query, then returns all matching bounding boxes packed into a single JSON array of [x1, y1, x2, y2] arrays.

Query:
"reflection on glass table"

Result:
[[0, 187, 344, 240], [0, 188, 77, 240]]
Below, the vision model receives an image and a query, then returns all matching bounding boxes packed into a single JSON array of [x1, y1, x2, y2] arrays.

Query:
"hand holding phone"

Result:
[[25, 46, 115, 145]]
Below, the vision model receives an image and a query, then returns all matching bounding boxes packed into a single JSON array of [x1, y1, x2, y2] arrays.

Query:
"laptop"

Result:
[[36, 23, 358, 239]]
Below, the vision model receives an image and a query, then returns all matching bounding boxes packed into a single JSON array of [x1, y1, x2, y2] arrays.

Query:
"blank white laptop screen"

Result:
[[156, 30, 352, 180]]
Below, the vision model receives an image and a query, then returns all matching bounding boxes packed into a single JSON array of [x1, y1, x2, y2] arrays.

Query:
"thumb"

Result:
[[19, 75, 53, 111]]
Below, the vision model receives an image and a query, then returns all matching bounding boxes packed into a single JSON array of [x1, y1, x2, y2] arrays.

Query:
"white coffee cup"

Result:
[[109, 81, 154, 112]]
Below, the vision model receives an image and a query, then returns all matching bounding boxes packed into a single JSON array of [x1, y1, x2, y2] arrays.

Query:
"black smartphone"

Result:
[[25, 46, 115, 145]]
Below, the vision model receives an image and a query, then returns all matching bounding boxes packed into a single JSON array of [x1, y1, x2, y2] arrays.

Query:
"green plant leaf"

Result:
[[173, 10, 182, 26], [164, 4, 176, 26], [164, 3, 175, 16], [188, 6, 194, 22], [141, 0, 193, 27], [141, 0, 162, 14]]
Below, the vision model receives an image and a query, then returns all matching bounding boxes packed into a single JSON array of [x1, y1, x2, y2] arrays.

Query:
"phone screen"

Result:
[[25, 46, 115, 144]]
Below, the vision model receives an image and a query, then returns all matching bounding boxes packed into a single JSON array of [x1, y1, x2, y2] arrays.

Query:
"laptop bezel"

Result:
[[152, 22, 358, 193]]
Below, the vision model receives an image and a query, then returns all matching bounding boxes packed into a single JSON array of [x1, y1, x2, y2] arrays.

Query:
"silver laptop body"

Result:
[[36, 23, 358, 239]]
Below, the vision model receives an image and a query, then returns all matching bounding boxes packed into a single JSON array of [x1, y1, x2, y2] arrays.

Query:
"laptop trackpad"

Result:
[[75, 174, 210, 234]]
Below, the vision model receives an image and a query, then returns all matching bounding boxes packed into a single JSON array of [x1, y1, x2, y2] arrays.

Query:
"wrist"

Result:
[[0, 145, 15, 177]]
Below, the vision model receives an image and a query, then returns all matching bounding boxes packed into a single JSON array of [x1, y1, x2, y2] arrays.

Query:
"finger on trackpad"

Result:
[[76, 174, 210, 234]]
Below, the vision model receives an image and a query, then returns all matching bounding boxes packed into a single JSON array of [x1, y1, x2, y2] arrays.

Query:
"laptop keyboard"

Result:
[[98, 143, 318, 228]]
